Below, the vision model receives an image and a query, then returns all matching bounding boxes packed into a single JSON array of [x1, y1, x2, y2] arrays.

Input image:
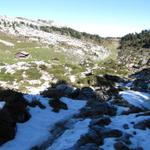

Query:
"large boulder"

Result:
[[91, 126, 122, 138], [80, 102, 116, 118], [0, 108, 16, 145], [49, 99, 68, 112], [104, 74, 125, 83], [116, 133, 132, 145], [78, 130, 103, 145], [95, 76, 118, 101], [41, 88, 65, 99], [56, 84, 74, 96], [78, 87, 96, 100], [122, 106, 145, 115], [0, 88, 31, 145], [130, 68, 150, 80], [69, 88, 81, 99], [90, 116, 111, 127], [111, 95, 132, 107], [28, 100, 46, 109], [134, 119, 150, 130], [78, 126, 122, 148], [130, 68, 150, 92], [4, 94, 30, 123], [0, 89, 30, 123], [131, 78, 150, 92]]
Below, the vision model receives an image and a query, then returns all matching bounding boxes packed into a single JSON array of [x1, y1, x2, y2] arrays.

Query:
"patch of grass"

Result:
[[47, 65, 65, 75], [65, 63, 85, 74], [26, 68, 41, 80], [26, 47, 70, 63], [0, 72, 14, 82], [94, 59, 129, 76], [13, 70, 24, 81], [102, 39, 120, 60], [0, 70, 24, 82]]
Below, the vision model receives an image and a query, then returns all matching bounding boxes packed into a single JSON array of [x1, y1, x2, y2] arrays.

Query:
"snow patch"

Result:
[[0, 96, 86, 150], [47, 119, 91, 150], [107, 113, 150, 150], [120, 90, 150, 110], [0, 101, 5, 109]]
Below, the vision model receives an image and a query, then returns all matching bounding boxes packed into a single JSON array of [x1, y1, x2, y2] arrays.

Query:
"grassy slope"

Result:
[[0, 32, 128, 92]]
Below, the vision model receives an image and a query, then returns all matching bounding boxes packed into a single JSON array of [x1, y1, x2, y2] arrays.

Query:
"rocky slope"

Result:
[[0, 15, 110, 62], [0, 15, 123, 93], [118, 30, 150, 71]]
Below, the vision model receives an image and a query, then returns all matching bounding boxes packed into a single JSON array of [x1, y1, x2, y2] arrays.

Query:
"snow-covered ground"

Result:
[[47, 119, 90, 150], [101, 90, 150, 150], [0, 95, 87, 150], [120, 90, 150, 110], [1, 88, 150, 150], [105, 112, 150, 150]]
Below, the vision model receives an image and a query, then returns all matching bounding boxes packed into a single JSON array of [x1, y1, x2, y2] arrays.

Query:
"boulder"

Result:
[[111, 95, 132, 107], [114, 142, 130, 150], [122, 106, 145, 115], [4, 94, 30, 123], [0, 89, 30, 123], [91, 125, 122, 138], [41, 88, 65, 99], [131, 79, 150, 92], [136, 111, 150, 117], [79, 129, 103, 145], [123, 124, 129, 130], [134, 119, 150, 130], [130, 68, 150, 92], [78, 87, 96, 100], [103, 129, 123, 138], [28, 100, 46, 109], [95, 76, 118, 101], [49, 99, 68, 112], [130, 68, 150, 80], [69, 88, 80, 99], [116, 133, 132, 145], [80, 102, 116, 118], [90, 117, 111, 127], [79, 143, 99, 150], [104, 74, 125, 83], [56, 84, 74, 96], [0, 108, 16, 145]]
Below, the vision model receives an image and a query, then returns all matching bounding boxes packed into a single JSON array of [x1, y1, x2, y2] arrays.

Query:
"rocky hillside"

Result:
[[0, 15, 122, 93], [0, 15, 110, 62], [118, 30, 150, 70]]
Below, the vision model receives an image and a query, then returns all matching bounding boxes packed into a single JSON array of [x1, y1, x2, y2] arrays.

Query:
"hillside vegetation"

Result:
[[0, 16, 125, 93], [40, 26, 103, 44], [118, 30, 150, 69], [120, 30, 150, 49]]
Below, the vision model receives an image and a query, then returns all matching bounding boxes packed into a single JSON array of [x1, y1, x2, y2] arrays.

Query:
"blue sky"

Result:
[[0, 0, 149, 37]]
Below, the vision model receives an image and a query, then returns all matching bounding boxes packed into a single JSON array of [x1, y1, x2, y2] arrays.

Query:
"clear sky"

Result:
[[0, 0, 149, 37]]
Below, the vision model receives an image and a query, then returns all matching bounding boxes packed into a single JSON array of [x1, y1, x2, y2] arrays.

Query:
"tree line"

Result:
[[120, 30, 150, 49], [40, 26, 102, 43]]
